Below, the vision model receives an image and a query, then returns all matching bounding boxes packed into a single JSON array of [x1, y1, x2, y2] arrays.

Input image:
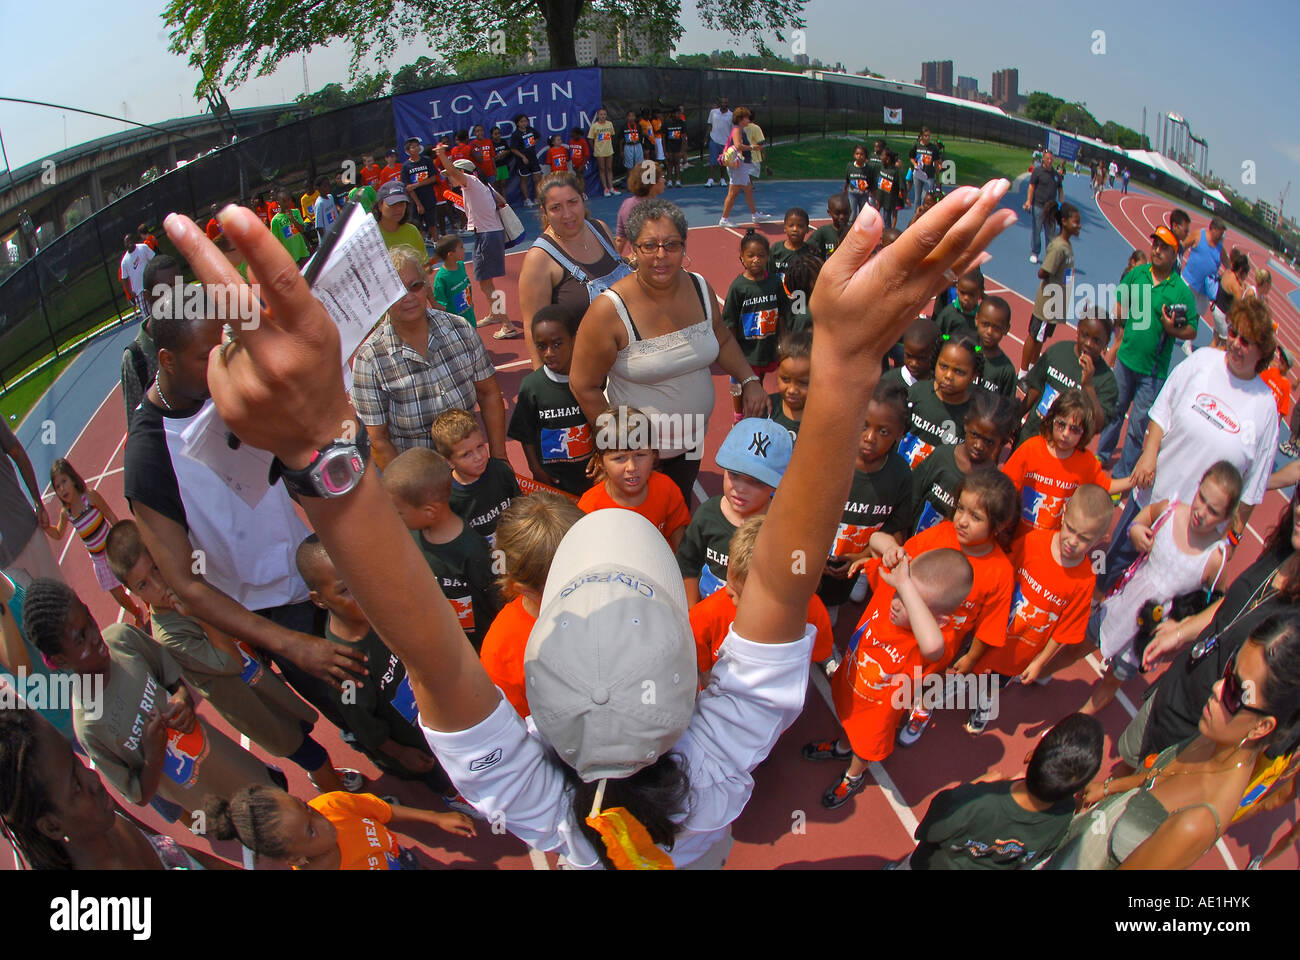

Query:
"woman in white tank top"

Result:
[[570, 198, 772, 506]]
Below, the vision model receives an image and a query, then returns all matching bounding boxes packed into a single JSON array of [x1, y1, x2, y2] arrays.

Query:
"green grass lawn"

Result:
[[0, 351, 79, 427], [678, 133, 1036, 187]]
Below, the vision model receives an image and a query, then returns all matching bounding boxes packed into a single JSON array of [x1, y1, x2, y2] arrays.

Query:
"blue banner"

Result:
[[1046, 131, 1080, 162], [392, 68, 603, 205]]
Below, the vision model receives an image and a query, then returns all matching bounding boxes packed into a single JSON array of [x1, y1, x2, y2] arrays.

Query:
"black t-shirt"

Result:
[[123, 396, 200, 530], [663, 115, 687, 149], [508, 369, 594, 495], [412, 525, 500, 652], [1020, 341, 1119, 444], [911, 780, 1074, 870], [325, 624, 431, 764], [493, 139, 513, 172], [831, 453, 913, 560], [901, 380, 968, 469], [402, 157, 441, 206], [676, 496, 738, 598], [910, 142, 939, 179], [620, 122, 641, 147], [934, 301, 978, 339], [1029, 163, 1059, 210], [768, 392, 801, 444], [908, 443, 964, 535], [509, 127, 542, 166], [1143, 547, 1290, 759], [845, 161, 873, 195], [977, 349, 1018, 398], [723, 272, 789, 367], [875, 166, 905, 208], [808, 223, 844, 261], [449, 458, 520, 544]]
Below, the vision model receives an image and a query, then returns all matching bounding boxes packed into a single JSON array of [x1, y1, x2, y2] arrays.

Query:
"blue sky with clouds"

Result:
[[1, 0, 1295, 210]]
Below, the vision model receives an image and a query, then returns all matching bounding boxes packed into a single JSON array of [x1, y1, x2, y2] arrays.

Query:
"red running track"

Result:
[[6, 203, 1298, 870]]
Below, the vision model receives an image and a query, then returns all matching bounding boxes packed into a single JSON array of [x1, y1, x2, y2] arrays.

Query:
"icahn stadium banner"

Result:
[[1045, 130, 1080, 162], [393, 68, 603, 204]]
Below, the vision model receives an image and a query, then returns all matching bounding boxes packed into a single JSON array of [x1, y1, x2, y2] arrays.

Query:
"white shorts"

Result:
[[727, 164, 751, 187]]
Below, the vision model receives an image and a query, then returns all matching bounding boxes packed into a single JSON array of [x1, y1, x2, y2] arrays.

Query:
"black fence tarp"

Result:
[[0, 67, 1287, 388]]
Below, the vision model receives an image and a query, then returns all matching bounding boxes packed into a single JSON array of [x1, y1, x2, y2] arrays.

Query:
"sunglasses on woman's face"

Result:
[[1219, 654, 1273, 718]]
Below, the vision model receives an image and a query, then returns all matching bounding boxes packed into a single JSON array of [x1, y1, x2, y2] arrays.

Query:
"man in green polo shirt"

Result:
[[1096, 225, 1198, 477]]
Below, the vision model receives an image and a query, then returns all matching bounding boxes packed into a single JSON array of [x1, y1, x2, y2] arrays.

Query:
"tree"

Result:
[[164, 0, 806, 97], [1051, 101, 1100, 138], [1023, 91, 1063, 125], [392, 57, 453, 95]]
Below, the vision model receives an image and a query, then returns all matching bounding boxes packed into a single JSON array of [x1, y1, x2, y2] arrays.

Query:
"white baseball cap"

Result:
[[524, 509, 697, 782]]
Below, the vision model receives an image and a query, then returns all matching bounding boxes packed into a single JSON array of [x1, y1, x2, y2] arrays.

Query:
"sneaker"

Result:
[[706, 178, 715, 188], [493, 323, 522, 340], [822, 771, 867, 809], [1247, 855, 1265, 871], [718, 216, 736, 227], [675, 180, 683, 187], [754, 210, 773, 222], [441, 791, 480, 818], [802, 738, 854, 761], [338, 768, 366, 792], [897, 708, 932, 747], [1029, 254, 1039, 264], [849, 573, 869, 604], [964, 705, 992, 735], [1281, 440, 1299, 458], [603, 189, 612, 197]]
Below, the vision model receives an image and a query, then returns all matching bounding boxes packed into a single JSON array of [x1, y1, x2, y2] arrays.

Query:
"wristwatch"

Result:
[[270, 424, 370, 499], [738, 375, 760, 389]]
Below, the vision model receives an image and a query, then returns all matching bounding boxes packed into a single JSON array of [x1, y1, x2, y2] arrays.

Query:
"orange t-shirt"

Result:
[[1261, 368, 1292, 418], [359, 163, 382, 187], [379, 162, 403, 184], [569, 139, 590, 169], [545, 146, 570, 171], [479, 595, 537, 718], [831, 581, 921, 762], [1002, 436, 1110, 535], [904, 521, 1014, 671], [578, 473, 690, 543], [975, 528, 1096, 678], [689, 587, 834, 675], [299, 793, 401, 870]]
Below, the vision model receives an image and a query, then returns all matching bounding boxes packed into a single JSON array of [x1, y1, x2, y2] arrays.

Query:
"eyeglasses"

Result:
[[1228, 329, 1258, 350], [1218, 653, 1273, 718], [1053, 418, 1084, 436], [402, 280, 428, 296], [634, 239, 685, 255]]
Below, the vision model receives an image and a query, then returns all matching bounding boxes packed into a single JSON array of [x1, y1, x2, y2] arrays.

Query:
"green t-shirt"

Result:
[[768, 240, 809, 278], [908, 443, 964, 534], [1115, 263, 1199, 379], [434, 261, 476, 326], [676, 495, 740, 598], [768, 391, 801, 444], [976, 349, 1018, 399], [935, 301, 978, 340], [151, 607, 316, 758], [381, 221, 428, 254], [413, 524, 500, 652], [830, 453, 913, 560], [910, 780, 1074, 870], [270, 209, 310, 261], [507, 368, 594, 496], [1020, 340, 1119, 445], [73, 624, 273, 810], [845, 160, 873, 195], [808, 223, 845, 261], [879, 366, 919, 394], [325, 624, 431, 770], [449, 457, 520, 544], [348, 185, 378, 214], [1032, 236, 1074, 324], [722, 272, 789, 368], [901, 380, 969, 469]]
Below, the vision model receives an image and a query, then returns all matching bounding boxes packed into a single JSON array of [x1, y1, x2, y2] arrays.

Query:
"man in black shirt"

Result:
[[123, 304, 365, 728], [1023, 149, 1059, 264]]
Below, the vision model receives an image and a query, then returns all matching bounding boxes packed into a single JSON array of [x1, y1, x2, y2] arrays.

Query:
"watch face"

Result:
[[318, 449, 364, 496]]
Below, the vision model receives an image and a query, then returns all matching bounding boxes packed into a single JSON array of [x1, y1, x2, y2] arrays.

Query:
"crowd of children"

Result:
[[7, 141, 1299, 876]]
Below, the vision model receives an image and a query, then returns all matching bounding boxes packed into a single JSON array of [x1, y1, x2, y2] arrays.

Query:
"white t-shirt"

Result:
[[1108, 162, 1118, 176], [313, 195, 339, 233], [422, 623, 814, 868], [1142, 346, 1279, 508], [460, 174, 504, 233], [119, 243, 155, 296], [708, 108, 734, 144]]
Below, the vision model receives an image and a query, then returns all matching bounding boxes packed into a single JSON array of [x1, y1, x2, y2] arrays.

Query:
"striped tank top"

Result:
[[70, 495, 109, 555]]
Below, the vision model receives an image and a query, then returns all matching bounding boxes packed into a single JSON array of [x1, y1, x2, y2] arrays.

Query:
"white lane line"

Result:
[[808, 667, 919, 836], [494, 359, 532, 371], [528, 848, 550, 870], [239, 734, 256, 868], [693, 480, 708, 505]]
